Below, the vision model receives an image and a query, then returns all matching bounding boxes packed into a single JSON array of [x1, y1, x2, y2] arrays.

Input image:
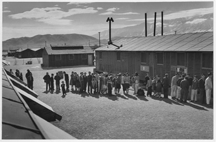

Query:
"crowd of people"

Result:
[[9, 69, 34, 90], [8, 68, 213, 106], [43, 71, 142, 98]]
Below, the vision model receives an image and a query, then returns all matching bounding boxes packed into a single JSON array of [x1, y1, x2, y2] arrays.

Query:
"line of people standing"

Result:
[[43, 71, 142, 97], [171, 72, 213, 106]]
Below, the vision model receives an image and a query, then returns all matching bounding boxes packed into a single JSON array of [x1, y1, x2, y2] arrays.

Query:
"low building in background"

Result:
[[42, 45, 94, 67], [15, 48, 44, 58], [95, 32, 213, 80]]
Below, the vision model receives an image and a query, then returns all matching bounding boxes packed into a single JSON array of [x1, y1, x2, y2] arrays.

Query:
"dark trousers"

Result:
[[88, 82, 92, 93], [83, 81, 87, 92], [65, 80, 69, 91], [163, 88, 169, 98], [199, 88, 206, 104], [46, 82, 50, 91], [180, 89, 188, 102], [50, 81, 54, 90], [147, 86, 152, 96], [80, 81, 84, 93], [108, 83, 112, 95]]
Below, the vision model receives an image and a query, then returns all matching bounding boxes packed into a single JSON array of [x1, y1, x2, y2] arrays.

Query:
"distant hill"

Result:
[[3, 34, 105, 50], [93, 13, 213, 39]]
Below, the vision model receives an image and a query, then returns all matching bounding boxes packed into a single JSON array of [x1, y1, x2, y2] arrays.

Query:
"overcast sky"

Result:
[[2, 1, 213, 41]]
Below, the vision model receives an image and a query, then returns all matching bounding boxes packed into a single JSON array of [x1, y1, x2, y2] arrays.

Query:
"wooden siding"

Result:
[[96, 51, 213, 81], [42, 49, 49, 67]]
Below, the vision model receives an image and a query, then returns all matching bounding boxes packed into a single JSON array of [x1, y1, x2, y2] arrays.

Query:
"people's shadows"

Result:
[[162, 98, 184, 106], [88, 93, 100, 99], [124, 93, 138, 100], [136, 95, 148, 101], [55, 90, 60, 94], [50, 90, 54, 94], [43, 90, 49, 94], [106, 94, 118, 101], [115, 93, 128, 100], [80, 92, 89, 98], [184, 102, 208, 111], [98, 93, 118, 101]]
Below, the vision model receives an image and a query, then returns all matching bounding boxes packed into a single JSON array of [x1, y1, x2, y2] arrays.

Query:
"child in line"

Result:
[[61, 81, 67, 98]]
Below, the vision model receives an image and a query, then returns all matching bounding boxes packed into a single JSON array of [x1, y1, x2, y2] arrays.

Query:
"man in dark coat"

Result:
[[64, 72, 69, 92], [50, 73, 54, 91], [180, 75, 189, 103], [162, 73, 170, 99], [198, 74, 206, 104], [87, 71, 92, 94], [83, 72, 88, 93], [144, 73, 150, 86], [54, 72, 61, 92], [43, 72, 50, 92], [26, 69, 34, 89], [79, 72, 84, 93]]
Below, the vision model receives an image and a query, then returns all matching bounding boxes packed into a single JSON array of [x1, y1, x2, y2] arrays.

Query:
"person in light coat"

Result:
[[191, 75, 199, 102], [171, 73, 179, 99], [205, 72, 213, 105]]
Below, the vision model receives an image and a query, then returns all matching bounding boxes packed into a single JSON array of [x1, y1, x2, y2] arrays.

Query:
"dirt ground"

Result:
[[3, 57, 213, 139]]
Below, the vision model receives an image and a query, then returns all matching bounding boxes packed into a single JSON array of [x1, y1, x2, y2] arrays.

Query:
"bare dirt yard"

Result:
[[4, 57, 213, 139]]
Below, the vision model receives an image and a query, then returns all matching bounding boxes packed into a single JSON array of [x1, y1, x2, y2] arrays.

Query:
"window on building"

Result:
[[81, 54, 87, 60], [117, 52, 121, 61], [177, 53, 185, 66], [99, 52, 102, 59], [157, 53, 164, 64], [55, 55, 61, 60], [141, 52, 147, 63], [202, 53, 213, 68], [69, 54, 74, 60]]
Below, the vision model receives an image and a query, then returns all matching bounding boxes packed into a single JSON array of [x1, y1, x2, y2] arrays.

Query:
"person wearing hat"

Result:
[[115, 73, 122, 94], [64, 72, 69, 92], [171, 72, 179, 99], [83, 72, 88, 93], [191, 75, 199, 102], [87, 71, 92, 94], [61, 81, 67, 98], [162, 73, 170, 98], [79, 72, 84, 93], [26, 69, 34, 90], [133, 72, 139, 95], [180, 75, 189, 103], [121, 73, 126, 94], [198, 74, 206, 104], [124, 73, 130, 95], [205, 72, 213, 105], [176, 74, 184, 101]]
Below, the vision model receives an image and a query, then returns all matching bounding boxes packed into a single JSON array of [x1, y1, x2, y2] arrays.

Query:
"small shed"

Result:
[[42, 45, 94, 67]]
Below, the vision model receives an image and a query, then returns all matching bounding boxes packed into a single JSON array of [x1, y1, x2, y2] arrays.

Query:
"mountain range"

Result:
[[2, 34, 105, 51], [92, 13, 213, 39]]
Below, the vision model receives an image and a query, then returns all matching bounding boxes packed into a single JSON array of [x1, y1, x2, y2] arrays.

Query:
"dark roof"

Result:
[[2, 68, 75, 139], [45, 45, 94, 55], [96, 32, 213, 52]]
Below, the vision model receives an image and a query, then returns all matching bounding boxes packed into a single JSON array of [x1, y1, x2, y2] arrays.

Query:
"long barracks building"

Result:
[[95, 32, 213, 80]]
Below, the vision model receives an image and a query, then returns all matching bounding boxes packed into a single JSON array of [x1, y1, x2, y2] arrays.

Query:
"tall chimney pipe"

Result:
[[153, 12, 157, 36], [161, 11, 163, 36], [99, 32, 101, 47], [145, 13, 147, 37]]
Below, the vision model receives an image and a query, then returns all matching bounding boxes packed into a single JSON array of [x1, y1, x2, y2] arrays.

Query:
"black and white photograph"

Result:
[[2, 0, 214, 140]]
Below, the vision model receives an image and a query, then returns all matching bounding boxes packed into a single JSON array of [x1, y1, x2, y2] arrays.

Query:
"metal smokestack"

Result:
[[99, 32, 101, 47], [145, 13, 147, 37], [153, 12, 157, 36], [161, 11, 163, 36]]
